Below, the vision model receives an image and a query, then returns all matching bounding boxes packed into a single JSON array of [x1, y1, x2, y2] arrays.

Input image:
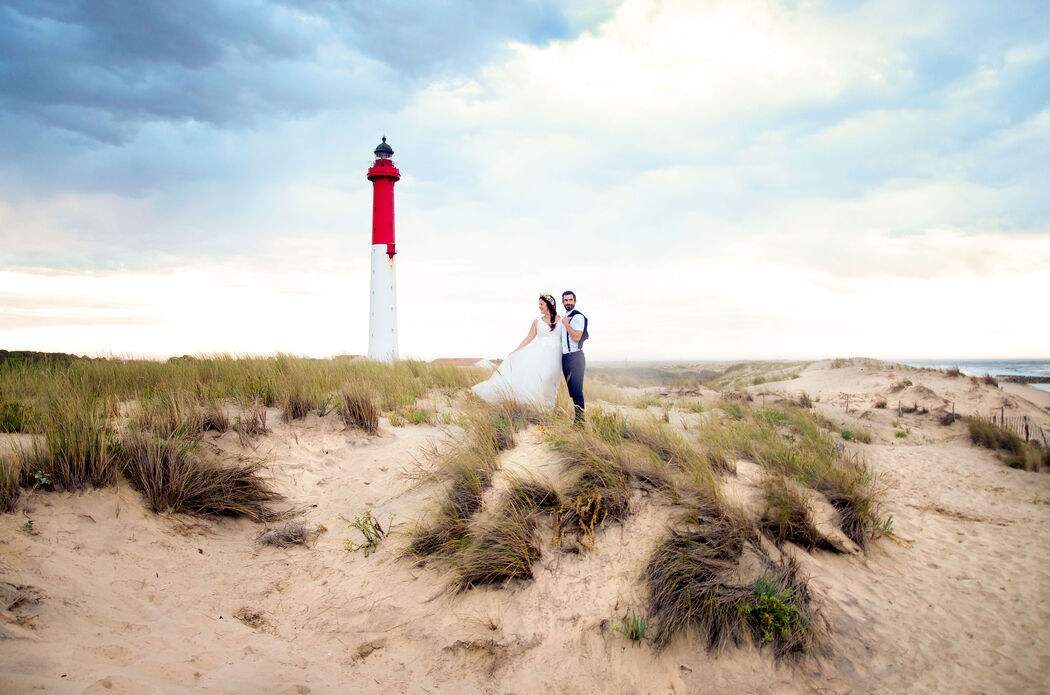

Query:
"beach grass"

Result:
[[117, 430, 284, 521], [0, 354, 489, 516]]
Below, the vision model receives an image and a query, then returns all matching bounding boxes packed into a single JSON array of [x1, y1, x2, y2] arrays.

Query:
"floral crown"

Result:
[[540, 293, 556, 306]]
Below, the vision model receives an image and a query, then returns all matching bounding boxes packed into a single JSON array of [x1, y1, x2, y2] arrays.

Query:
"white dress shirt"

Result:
[[563, 312, 585, 355]]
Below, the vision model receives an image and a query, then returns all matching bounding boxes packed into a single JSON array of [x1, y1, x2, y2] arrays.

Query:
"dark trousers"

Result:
[[562, 351, 586, 421]]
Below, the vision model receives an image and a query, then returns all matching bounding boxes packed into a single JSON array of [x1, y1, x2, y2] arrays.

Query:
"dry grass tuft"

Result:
[[449, 503, 541, 590], [234, 407, 269, 445], [340, 386, 379, 434], [258, 520, 319, 547], [646, 514, 819, 658], [503, 473, 561, 514], [0, 454, 23, 512], [759, 475, 826, 549], [645, 516, 756, 651], [282, 391, 316, 422], [117, 431, 284, 521]]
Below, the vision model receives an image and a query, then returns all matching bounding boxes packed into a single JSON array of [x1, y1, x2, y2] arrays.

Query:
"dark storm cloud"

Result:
[[0, 0, 604, 144]]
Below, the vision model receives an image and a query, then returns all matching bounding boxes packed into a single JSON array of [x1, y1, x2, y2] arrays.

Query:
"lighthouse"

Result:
[[367, 136, 400, 362]]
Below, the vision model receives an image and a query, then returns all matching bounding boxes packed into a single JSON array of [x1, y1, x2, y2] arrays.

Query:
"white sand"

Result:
[[2, 360, 1049, 693]]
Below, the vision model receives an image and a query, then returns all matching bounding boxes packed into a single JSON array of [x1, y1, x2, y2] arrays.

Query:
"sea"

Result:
[[897, 359, 1050, 392]]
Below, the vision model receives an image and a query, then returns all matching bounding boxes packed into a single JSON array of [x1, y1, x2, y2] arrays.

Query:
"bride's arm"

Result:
[[510, 320, 538, 354]]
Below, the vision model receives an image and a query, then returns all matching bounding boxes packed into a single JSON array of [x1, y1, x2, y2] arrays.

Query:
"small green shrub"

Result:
[[895, 430, 908, 438], [611, 610, 647, 642], [344, 510, 388, 556], [840, 430, 854, 441], [741, 576, 807, 645], [404, 408, 431, 425]]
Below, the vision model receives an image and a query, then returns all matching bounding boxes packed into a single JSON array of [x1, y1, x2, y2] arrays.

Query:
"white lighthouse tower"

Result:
[[367, 136, 400, 362]]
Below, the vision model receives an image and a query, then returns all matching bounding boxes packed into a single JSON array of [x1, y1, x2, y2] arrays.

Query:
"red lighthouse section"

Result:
[[367, 136, 401, 257]]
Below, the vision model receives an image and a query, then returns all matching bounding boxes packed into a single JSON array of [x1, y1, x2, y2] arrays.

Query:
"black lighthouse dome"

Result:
[[374, 136, 393, 158]]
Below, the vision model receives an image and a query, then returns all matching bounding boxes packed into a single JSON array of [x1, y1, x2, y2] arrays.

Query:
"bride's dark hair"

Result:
[[539, 294, 557, 332]]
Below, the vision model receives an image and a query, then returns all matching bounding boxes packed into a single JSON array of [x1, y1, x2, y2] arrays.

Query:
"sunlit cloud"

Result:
[[1, 0, 1047, 360]]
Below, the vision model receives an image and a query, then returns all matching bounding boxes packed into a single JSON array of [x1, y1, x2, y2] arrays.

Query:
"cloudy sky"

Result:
[[1, 0, 1048, 362]]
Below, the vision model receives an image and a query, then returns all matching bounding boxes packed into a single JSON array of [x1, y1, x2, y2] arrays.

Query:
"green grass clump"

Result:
[[696, 401, 884, 549], [0, 454, 24, 512], [623, 416, 707, 472], [611, 610, 647, 642], [0, 400, 32, 433], [37, 388, 118, 491], [503, 473, 561, 514], [406, 402, 529, 558]]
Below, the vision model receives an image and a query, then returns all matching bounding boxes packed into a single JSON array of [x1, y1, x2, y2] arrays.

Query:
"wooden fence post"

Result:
[[1024, 415, 1029, 441]]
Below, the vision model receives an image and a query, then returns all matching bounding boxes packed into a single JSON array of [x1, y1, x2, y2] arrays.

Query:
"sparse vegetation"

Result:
[[344, 510, 388, 556], [967, 419, 1047, 472], [259, 520, 323, 548], [611, 610, 647, 642]]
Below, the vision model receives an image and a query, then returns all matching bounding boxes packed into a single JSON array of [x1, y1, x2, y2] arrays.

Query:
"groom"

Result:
[[560, 290, 587, 423]]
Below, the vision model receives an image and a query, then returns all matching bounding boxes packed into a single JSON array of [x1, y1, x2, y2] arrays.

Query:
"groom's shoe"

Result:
[[573, 407, 585, 427]]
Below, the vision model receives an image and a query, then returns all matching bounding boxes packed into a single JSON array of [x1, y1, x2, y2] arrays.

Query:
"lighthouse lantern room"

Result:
[[367, 136, 401, 362]]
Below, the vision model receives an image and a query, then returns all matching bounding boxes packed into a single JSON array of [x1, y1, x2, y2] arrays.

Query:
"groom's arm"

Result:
[[561, 315, 584, 343]]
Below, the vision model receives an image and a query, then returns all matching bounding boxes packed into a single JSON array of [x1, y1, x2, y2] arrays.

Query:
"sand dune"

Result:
[[2, 360, 1049, 694]]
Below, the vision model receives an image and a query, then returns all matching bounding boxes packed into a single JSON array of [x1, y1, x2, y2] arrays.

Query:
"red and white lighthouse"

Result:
[[367, 136, 400, 362]]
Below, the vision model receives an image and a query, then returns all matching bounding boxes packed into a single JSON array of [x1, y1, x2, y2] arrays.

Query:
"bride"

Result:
[[471, 294, 565, 408]]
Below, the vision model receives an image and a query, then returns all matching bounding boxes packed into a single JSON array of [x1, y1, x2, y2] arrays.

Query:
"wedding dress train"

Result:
[[471, 317, 564, 409]]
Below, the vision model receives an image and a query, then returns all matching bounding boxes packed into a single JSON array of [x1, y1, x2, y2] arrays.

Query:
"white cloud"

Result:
[[1, 0, 1048, 361]]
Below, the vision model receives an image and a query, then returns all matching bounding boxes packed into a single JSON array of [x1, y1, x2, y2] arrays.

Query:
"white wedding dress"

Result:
[[472, 317, 565, 408]]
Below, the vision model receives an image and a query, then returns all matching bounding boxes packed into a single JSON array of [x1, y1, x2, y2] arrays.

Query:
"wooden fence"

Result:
[[970, 410, 1049, 446]]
